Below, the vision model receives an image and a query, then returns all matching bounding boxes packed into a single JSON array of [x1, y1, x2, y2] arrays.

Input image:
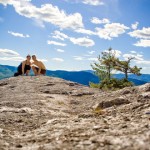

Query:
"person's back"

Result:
[[33, 60, 46, 70]]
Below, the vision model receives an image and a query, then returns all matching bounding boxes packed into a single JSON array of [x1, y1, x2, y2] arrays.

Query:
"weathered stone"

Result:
[[97, 96, 130, 109], [138, 83, 150, 92], [138, 92, 150, 99], [0, 76, 150, 150]]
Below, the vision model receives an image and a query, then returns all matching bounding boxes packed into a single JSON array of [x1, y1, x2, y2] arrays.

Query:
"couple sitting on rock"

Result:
[[14, 55, 46, 76]]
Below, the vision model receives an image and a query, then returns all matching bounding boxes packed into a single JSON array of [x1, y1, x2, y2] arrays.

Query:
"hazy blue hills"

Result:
[[0, 65, 99, 85], [0, 65, 17, 80], [0, 64, 149, 86], [46, 70, 99, 85]]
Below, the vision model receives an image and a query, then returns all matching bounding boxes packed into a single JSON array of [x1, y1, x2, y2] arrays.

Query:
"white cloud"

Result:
[[0, 48, 24, 61], [135, 60, 150, 65], [130, 51, 137, 54], [51, 30, 95, 47], [75, 28, 95, 35], [91, 17, 110, 24], [47, 40, 66, 46], [120, 52, 150, 72], [123, 53, 143, 61], [0, 0, 84, 30], [0, 48, 20, 56], [128, 27, 150, 39], [131, 22, 139, 30], [96, 23, 129, 40], [134, 39, 150, 47], [88, 51, 95, 54], [52, 58, 64, 62], [70, 37, 95, 47], [56, 49, 65, 53], [73, 56, 84, 61], [8, 31, 30, 38], [133, 59, 150, 73], [52, 30, 68, 41], [83, 0, 104, 6], [0, 57, 24, 61]]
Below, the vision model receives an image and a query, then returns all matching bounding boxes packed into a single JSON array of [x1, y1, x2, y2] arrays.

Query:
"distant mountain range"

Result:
[[0, 64, 149, 86]]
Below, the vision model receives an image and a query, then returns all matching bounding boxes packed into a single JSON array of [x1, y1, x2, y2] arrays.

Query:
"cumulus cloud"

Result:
[[83, 0, 104, 6], [91, 17, 110, 24], [135, 60, 150, 65], [56, 49, 65, 53], [133, 59, 150, 71], [52, 58, 64, 62], [0, 0, 84, 30], [128, 27, 150, 47], [134, 39, 150, 47], [70, 37, 95, 47], [0, 57, 24, 61], [0, 48, 20, 56], [52, 30, 68, 41], [0, 48, 24, 61], [75, 28, 95, 35], [118, 51, 150, 72], [128, 27, 150, 39], [130, 51, 137, 54], [47, 40, 66, 46], [8, 31, 30, 38], [123, 53, 143, 61], [96, 23, 129, 40], [50, 30, 95, 47], [131, 22, 139, 30]]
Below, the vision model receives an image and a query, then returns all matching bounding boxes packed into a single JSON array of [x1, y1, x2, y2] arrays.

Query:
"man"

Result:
[[31, 55, 46, 75]]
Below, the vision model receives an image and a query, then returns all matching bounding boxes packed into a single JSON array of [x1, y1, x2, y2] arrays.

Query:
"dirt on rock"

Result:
[[0, 76, 150, 150]]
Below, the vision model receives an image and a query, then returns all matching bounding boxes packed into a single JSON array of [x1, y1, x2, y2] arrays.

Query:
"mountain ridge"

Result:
[[0, 64, 149, 86]]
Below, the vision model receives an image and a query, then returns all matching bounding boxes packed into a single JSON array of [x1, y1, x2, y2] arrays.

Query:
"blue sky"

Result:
[[0, 0, 150, 73]]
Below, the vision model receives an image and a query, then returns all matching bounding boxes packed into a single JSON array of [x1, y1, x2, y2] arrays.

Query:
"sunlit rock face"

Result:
[[0, 76, 150, 150]]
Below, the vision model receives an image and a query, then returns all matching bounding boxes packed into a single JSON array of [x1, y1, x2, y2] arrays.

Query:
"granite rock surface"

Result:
[[0, 76, 150, 150]]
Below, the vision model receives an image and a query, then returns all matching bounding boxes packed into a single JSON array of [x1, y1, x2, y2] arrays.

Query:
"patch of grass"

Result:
[[57, 101, 65, 105], [92, 107, 105, 115]]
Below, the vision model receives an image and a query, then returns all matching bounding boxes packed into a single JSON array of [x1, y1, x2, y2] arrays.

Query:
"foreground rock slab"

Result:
[[0, 76, 150, 150]]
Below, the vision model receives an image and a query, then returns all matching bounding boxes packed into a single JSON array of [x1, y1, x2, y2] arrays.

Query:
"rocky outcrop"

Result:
[[0, 76, 150, 150]]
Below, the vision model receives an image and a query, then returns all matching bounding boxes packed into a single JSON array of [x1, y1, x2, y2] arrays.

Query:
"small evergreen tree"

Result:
[[114, 57, 142, 79], [91, 47, 117, 81]]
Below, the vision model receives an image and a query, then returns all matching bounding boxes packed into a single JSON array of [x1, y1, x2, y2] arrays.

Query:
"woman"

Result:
[[14, 55, 31, 76]]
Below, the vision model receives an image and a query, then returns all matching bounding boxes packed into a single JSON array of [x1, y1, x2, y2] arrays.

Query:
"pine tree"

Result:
[[91, 47, 117, 81], [114, 57, 142, 79]]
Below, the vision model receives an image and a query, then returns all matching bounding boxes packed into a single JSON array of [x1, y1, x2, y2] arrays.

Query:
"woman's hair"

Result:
[[26, 54, 31, 58]]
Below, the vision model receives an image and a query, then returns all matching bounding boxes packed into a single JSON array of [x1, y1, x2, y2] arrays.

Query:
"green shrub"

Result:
[[91, 78, 133, 90], [89, 82, 100, 88]]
